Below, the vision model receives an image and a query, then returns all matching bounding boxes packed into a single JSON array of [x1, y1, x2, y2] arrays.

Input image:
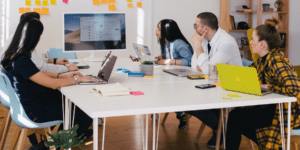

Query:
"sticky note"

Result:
[[213, 82, 221, 87], [19, 8, 25, 13], [228, 94, 241, 97], [63, 0, 68, 4], [127, 0, 132, 2], [41, 8, 49, 15], [108, 4, 116, 11], [42, 0, 49, 6], [33, 8, 41, 14], [101, 0, 108, 4], [137, 2, 142, 8], [35, 0, 41, 5], [128, 3, 133, 8], [25, 0, 31, 6], [108, 0, 115, 3], [50, 0, 56, 5], [93, 0, 100, 5], [25, 8, 31, 12]]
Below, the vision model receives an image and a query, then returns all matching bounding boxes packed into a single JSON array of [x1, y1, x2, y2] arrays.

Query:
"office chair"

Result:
[[48, 48, 77, 59], [0, 72, 63, 149]]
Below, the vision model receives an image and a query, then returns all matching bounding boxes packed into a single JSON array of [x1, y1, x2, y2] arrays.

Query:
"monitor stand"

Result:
[[83, 51, 104, 62]]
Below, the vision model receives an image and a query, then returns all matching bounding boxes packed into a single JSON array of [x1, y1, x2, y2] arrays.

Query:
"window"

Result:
[[1, 0, 9, 48]]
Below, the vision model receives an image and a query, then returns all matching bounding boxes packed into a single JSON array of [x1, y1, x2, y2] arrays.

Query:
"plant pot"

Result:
[[141, 64, 154, 75]]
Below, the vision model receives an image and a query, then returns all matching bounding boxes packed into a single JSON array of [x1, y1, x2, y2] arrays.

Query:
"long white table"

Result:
[[60, 58, 297, 150]]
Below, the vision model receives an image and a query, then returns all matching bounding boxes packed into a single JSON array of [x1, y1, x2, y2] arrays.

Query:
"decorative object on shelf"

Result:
[[141, 61, 154, 76], [269, 8, 274, 12], [230, 15, 236, 30], [263, 3, 270, 11], [280, 33, 286, 48], [241, 5, 252, 12], [274, 0, 283, 12], [241, 37, 249, 46], [237, 22, 249, 30]]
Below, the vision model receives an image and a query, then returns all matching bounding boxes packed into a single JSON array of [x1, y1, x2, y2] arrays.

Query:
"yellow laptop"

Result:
[[216, 63, 270, 96]]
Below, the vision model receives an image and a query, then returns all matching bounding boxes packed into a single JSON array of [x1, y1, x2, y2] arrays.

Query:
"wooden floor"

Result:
[[2, 112, 300, 150]]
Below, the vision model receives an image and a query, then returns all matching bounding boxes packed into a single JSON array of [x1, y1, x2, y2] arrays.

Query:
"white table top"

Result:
[[60, 58, 297, 118]]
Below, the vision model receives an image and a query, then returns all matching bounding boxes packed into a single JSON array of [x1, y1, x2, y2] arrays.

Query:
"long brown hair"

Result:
[[255, 18, 281, 50]]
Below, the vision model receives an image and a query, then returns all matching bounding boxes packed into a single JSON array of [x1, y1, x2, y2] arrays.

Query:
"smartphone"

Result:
[[187, 75, 205, 80], [195, 84, 216, 89]]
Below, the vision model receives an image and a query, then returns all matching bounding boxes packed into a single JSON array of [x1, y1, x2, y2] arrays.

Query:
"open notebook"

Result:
[[93, 83, 130, 97]]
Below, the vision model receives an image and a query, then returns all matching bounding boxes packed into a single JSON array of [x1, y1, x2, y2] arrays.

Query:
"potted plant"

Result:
[[141, 60, 154, 75]]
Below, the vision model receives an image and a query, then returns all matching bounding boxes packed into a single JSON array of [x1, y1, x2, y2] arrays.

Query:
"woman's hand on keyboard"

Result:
[[60, 71, 83, 78], [78, 76, 102, 83]]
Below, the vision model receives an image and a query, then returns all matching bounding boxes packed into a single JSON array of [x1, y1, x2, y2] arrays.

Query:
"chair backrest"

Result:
[[0, 72, 41, 128], [0, 68, 11, 108], [48, 48, 77, 59], [247, 29, 260, 63]]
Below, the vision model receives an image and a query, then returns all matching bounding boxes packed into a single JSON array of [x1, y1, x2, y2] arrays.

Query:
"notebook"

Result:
[[216, 63, 270, 96], [93, 83, 130, 97], [163, 68, 203, 77], [79, 51, 117, 85]]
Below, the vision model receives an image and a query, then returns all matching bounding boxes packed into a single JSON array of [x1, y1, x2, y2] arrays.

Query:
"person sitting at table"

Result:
[[187, 12, 243, 148], [226, 18, 300, 150], [0, 12, 78, 73], [1, 18, 102, 148], [155, 19, 193, 66]]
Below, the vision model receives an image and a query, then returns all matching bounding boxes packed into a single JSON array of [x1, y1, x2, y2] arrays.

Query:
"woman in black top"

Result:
[[1, 18, 101, 138]]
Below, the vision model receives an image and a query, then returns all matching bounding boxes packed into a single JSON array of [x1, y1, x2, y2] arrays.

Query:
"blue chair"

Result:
[[0, 72, 63, 149], [48, 48, 77, 59]]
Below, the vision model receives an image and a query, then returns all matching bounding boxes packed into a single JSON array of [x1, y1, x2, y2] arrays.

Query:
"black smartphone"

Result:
[[195, 84, 216, 89], [187, 75, 205, 80]]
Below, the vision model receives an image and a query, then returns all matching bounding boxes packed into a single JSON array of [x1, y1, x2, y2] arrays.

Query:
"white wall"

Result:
[[289, 0, 300, 66], [4, 0, 219, 59]]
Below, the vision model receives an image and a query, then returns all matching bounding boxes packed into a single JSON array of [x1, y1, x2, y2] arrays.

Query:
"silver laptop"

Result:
[[80, 51, 117, 84], [163, 68, 203, 77], [69, 60, 89, 69]]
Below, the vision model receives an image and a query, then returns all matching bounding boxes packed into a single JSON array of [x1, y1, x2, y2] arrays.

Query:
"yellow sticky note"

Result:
[[205, 76, 209, 79], [108, 4, 116, 11], [228, 94, 241, 97], [24, 8, 31, 12], [128, 3, 133, 8], [101, 0, 108, 4], [42, 0, 49, 6], [213, 82, 221, 87], [137, 2, 142, 8], [35, 0, 41, 5], [108, 0, 116, 3], [19, 8, 25, 13], [25, 0, 31, 6], [33, 8, 41, 14], [127, 0, 132, 2], [41, 8, 49, 15], [93, 0, 100, 5], [50, 0, 56, 5]]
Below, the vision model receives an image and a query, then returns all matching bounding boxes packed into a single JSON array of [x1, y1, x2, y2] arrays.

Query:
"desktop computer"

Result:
[[63, 12, 126, 61]]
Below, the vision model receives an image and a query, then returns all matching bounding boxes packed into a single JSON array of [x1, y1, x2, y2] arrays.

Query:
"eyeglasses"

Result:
[[194, 23, 202, 29]]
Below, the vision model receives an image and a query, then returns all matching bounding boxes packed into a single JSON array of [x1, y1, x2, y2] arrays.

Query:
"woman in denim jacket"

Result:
[[155, 19, 193, 67]]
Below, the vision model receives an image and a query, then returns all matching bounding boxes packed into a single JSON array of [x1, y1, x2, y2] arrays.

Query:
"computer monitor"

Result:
[[63, 12, 126, 61]]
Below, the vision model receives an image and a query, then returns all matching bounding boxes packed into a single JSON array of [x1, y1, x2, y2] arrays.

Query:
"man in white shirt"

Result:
[[188, 12, 242, 148], [0, 12, 78, 73]]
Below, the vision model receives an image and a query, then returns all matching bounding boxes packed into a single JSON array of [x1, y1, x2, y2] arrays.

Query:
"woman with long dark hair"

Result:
[[1, 18, 101, 142], [226, 18, 300, 150], [155, 19, 193, 66]]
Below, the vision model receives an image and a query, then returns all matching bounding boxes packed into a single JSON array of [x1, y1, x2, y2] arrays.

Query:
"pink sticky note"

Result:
[[130, 91, 144, 96], [63, 0, 68, 4]]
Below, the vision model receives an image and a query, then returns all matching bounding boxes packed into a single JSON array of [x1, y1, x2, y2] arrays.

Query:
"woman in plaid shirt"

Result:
[[226, 18, 300, 149]]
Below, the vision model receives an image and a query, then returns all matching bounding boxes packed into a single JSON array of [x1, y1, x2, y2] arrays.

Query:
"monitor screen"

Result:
[[63, 13, 126, 52]]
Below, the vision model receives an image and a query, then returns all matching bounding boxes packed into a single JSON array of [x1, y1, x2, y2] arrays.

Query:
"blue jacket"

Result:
[[161, 39, 193, 66]]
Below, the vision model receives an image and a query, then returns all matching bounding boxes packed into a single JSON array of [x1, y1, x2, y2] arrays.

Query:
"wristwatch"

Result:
[[73, 75, 78, 84]]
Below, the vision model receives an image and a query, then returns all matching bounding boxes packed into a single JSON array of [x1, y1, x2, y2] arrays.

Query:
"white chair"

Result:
[[0, 71, 63, 149]]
